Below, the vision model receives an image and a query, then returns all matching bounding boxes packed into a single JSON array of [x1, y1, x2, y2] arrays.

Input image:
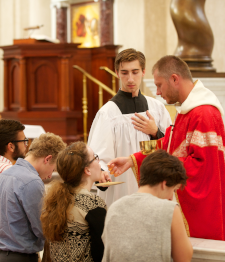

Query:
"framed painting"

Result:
[[71, 1, 100, 48]]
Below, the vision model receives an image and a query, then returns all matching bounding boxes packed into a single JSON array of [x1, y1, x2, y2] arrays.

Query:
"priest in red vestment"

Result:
[[108, 55, 225, 241]]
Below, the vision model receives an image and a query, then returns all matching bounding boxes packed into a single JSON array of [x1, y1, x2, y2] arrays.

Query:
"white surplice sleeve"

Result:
[[88, 102, 120, 171]]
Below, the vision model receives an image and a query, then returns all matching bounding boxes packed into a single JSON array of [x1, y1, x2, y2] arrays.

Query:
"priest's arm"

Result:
[[107, 152, 147, 185]]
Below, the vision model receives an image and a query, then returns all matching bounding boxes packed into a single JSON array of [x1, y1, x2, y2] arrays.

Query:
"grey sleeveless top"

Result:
[[102, 192, 177, 262]]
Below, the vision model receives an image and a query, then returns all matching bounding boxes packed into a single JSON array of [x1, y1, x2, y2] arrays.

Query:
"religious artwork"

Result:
[[71, 2, 100, 48]]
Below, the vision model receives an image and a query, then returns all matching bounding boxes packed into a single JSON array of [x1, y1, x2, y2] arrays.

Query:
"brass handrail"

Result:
[[99, 66, 118, 78], [73, 65, 116, 143], [74, 66, 116, 96], [100, 66, 118, 93]]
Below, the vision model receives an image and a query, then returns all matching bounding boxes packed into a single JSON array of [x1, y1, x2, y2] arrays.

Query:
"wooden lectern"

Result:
[[0, 42, 120, 143]]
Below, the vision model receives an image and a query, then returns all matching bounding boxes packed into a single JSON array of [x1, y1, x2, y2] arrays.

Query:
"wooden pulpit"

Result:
[[0, 42, 120, 143]]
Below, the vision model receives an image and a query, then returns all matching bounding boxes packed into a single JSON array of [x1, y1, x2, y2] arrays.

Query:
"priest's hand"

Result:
[[98, 170, 112, 186], [131, 110, 158, 137], [107, 156, 134, 177]]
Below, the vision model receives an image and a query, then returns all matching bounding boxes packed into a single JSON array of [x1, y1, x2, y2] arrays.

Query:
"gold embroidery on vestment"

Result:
[[172, 131, 225, 159], [130, 154, 139, 187], [175, 192, 190, 237]]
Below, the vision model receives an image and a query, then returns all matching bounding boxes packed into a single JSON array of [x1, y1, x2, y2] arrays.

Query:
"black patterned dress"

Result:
[[49, 188, 107, 262]]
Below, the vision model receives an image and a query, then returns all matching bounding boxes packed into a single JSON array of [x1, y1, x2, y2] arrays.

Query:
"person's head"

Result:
[[152, 55, 193, 104], [57, 141, 102, 187], [0, 119, 27, 161], [26, 132, 66, 180], [41, 141, 101, 242], [115, 48, 146, 96], [140, 149, 188, 200]]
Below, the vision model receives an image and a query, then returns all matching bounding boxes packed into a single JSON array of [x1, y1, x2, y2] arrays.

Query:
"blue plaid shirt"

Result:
[[0, 158, 45, 253]]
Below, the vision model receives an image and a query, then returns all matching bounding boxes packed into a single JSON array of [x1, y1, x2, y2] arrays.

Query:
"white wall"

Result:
[[0, 0, 225, 111], [29, 0, 51, 37], [206, 0, 225, 72], [113, 0, 145, 54], [0, 0, 15, 112], [0, 0, 51, 112]]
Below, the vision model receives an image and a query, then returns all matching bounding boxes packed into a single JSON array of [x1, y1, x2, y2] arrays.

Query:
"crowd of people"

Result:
[[0, 48, 225, 262]]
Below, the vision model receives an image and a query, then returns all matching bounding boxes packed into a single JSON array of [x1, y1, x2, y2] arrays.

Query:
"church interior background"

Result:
[[1, 0, 225, 261], [1, 0, 225, 112]]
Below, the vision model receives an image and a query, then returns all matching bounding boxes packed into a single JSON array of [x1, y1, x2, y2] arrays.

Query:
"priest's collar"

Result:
[[118, 89, 141, 98]]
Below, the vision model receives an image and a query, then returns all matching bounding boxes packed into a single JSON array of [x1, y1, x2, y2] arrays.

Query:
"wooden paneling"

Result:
[[0, 43, 120, 143], [28, 58, 59, 111], [10, 61, 20, 109]]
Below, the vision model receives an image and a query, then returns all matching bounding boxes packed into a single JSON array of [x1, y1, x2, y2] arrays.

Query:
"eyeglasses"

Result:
[[88, 154, 99, 165], [10, 139, 29, 147]]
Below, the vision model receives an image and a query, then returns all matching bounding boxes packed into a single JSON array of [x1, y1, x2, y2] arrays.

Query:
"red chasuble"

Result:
[[131, 103, 225, 240]]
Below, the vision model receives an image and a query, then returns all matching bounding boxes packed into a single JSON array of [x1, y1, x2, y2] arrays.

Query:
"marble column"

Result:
[[56, 7, 67, 43], [50, 0, 70, 43], [100, 0, 114, 46]]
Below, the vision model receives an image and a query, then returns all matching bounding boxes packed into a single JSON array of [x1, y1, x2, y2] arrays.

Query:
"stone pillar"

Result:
[[100, 0, 114, 46], [170, 0, 215, 72], [51, 0, 70, 43], [56, 7, 67, 43]]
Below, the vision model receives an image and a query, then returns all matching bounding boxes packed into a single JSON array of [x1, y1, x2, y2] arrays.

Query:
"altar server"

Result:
[[88, 48, 171, 207]]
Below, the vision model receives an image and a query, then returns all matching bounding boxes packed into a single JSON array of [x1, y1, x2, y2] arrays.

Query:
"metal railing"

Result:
[[73, 65, 116, 143], [99, 66, 119, 93]]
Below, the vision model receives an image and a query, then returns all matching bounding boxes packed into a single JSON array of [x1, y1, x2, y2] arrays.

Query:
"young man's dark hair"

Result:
[[102, 149, 193, 262], [0, 119, 25, 156], [140, 149, 188, 187], [114, 48, 146, 72]]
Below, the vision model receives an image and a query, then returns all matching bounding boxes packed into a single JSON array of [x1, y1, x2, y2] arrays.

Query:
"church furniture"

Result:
[[0, 42, 120, 143]]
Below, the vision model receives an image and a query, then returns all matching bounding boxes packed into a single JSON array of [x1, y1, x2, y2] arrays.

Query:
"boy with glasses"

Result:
[[0, 119, 28, 173]]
